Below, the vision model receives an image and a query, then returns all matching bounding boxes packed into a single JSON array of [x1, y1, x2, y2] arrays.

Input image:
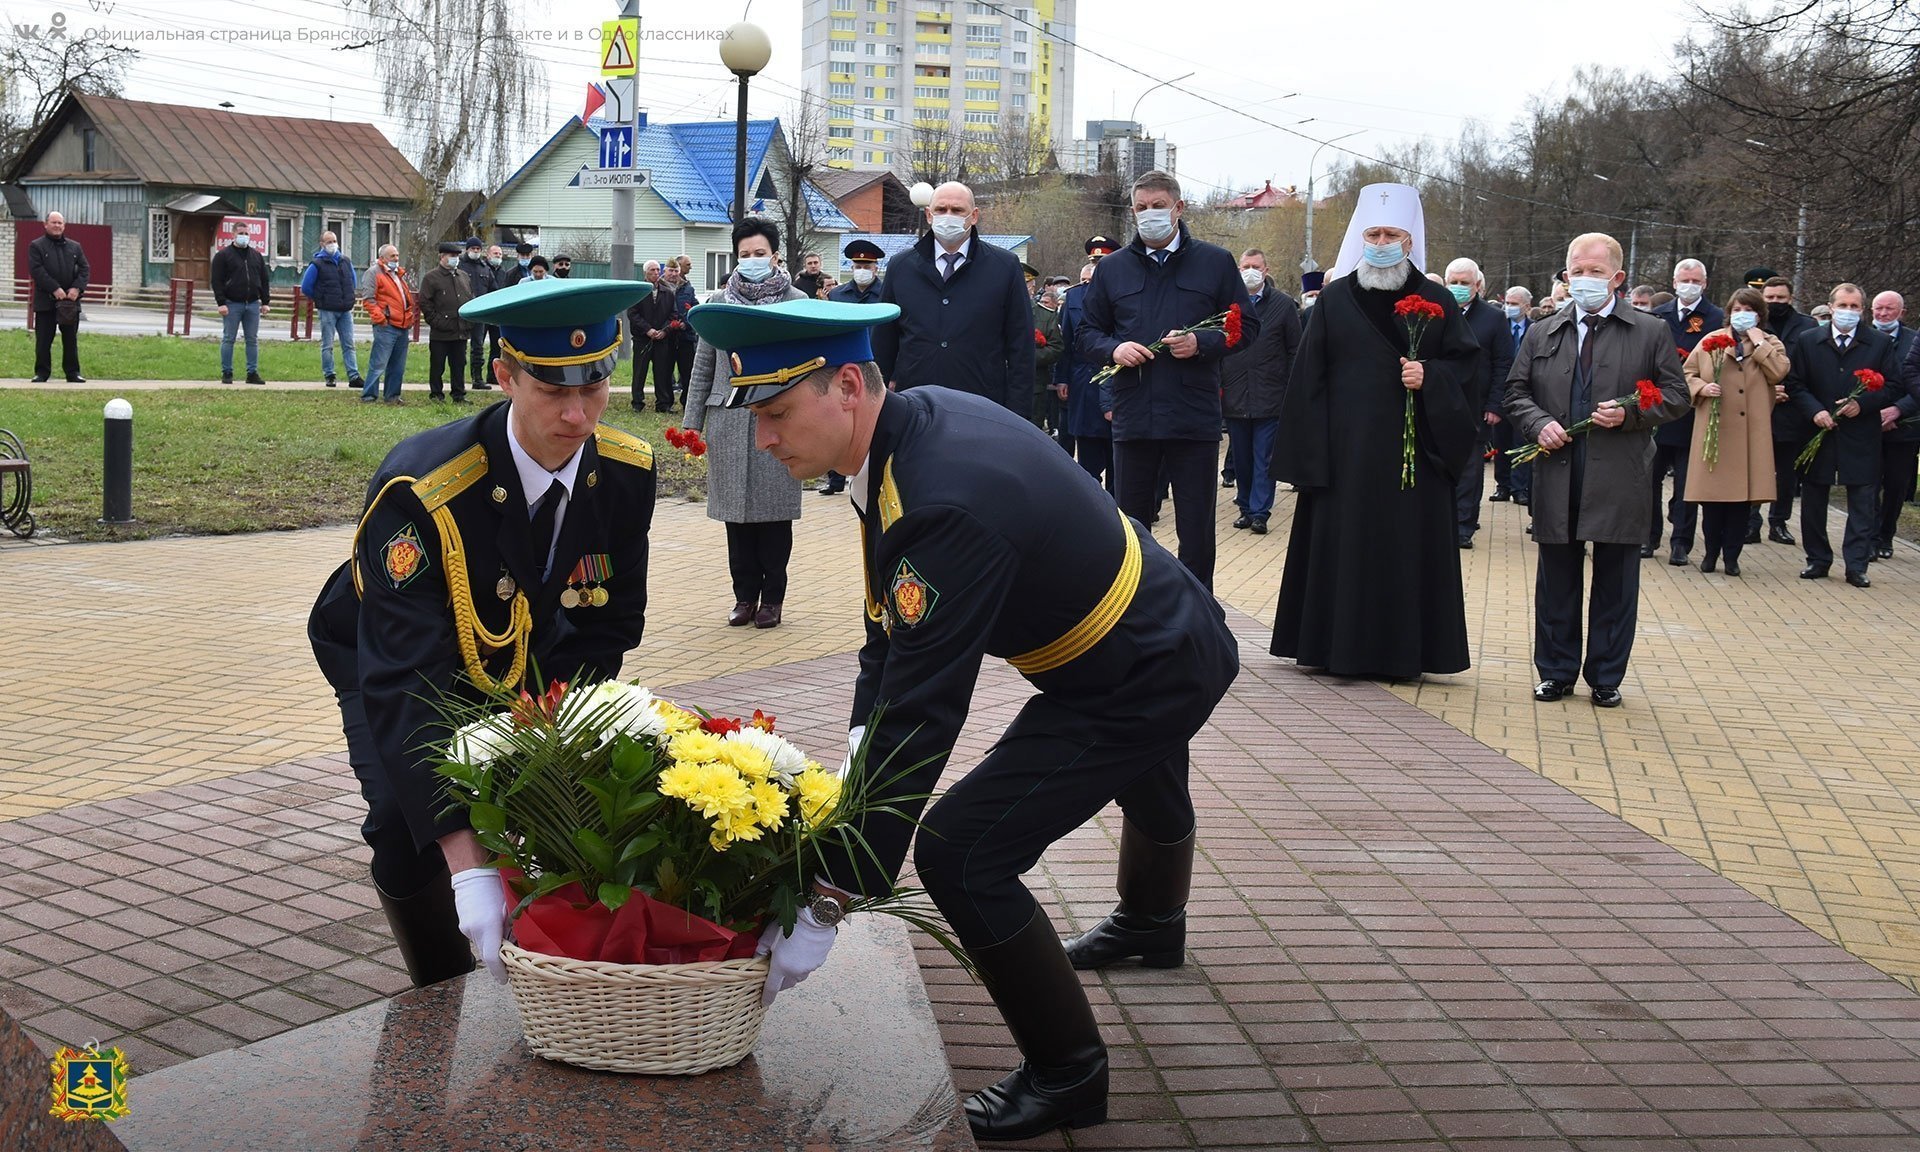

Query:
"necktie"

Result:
[[1512, 321, 1522, 346], [1151, 249, 1169, 267], [1837, 335, 1850, 353], [1577, 314, 1603, 419], [940, 252, 960, 280], [528, 478, 565, 581]]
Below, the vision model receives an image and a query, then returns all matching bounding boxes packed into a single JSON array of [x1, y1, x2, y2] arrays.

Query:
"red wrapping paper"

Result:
[[501, 872, 758, 964]]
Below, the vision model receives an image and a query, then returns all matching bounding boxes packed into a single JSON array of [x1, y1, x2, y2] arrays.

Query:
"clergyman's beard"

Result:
[[1354, 259, 1409, 292]]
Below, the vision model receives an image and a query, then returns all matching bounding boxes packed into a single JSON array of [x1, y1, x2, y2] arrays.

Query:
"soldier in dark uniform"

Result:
[[821, 240, 889, 496], [307, 278, 658, 987], [688, 299, 1239, 1143]]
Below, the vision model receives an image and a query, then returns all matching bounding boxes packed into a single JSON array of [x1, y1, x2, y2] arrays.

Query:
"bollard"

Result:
[[102, 398, 134, 524]]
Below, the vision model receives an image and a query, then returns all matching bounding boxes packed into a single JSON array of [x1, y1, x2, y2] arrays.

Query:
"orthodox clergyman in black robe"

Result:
[[1270, 183, 1479, 679]]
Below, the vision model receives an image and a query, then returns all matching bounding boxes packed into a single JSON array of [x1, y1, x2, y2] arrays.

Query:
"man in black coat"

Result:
[[1872, 291, 1918, 559], [211, 231, 272, 385], [626, 260, 681, 413], [1445, 258, 1513, 548], [1077, 171, 1257, 590], [458, 236, 499, 388], [306, 278, 657, 988], [1754, 271, 1821, 543], [874, 181, 1034, 414], [1649, 259, 1724, 563], [498, 242, 537, 289], [1491, 286, 1533, 504], [27, 211, 88, 383], [1219, 250, 1300, 535], [1785, 282, 1902, 587]]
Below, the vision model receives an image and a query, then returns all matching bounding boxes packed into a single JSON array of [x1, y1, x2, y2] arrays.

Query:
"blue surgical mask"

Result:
[[1135, 208, 1175, 244], [737, 256, 773, 283], [1568, 276, 1614, 311], [1873, 318, 1899, 334], [1730, 310, 1759, 332], [1447, 284, 1473, 306], [519, 258, 531, 268], [1830, 308, 1862, 333], [1361, 241, 1405, 268], [232, 234, 251, 249], [1504, 303, 1524, 321]]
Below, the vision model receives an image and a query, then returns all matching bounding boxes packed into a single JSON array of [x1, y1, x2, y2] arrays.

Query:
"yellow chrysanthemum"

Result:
[[667, 731, 726, 766], [658, 761, 751, 822], [655, 701, 702, 735], [717, 740, 774, 782], [793, 768, 842, 827], [749, 780, 789, 830], [725, 807, 767, 842]]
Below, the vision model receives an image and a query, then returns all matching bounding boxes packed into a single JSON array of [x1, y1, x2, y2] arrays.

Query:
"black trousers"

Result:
[[1648, 442, 1698, 550], [33, 309, 80, 380], [468, 324, 500, 380], [724, 520, 793, 605], [1534, 540, 1640, 690], [1801, 481, 1876, 574], [914, 694, 1194, 947], [1492, 418, 1531, 497], [1074, 435, 1113, 493], [1114, 438, 1216, 590], [1877, 442, 1918, 549], [674, 340, 697, 403], [428, 339, 466, 397], [630, 340, 675, 410], [1456, 424, 1489, 540], [335, 688, 449, 897], [1699, 503, 1751, 565]]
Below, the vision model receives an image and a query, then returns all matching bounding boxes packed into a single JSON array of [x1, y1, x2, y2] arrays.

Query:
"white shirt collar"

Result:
[[505, 410, 586, 512], [848, 453, 874, 515], [1146, 229, 1183, 257], [936, 235, 972, 264]]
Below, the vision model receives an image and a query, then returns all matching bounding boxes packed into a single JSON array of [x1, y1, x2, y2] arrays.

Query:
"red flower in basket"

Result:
[[1034, 328, 1048, 347], [749, 709, 777, 733], [1222, 303, 1244, 348], [700, 715, 743, 735], [511, 678, 568, 728]]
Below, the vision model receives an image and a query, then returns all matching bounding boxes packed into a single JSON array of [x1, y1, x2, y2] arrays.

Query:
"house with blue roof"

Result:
[[477, 117, 855, 291]]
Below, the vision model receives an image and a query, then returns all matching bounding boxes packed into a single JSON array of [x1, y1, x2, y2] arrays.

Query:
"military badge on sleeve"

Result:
[[890, 558, 938, 627], [383, 524, 429, 589]]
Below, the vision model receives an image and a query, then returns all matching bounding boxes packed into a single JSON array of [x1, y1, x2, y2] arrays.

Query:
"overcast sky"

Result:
[[20, 0, 1703, 198]]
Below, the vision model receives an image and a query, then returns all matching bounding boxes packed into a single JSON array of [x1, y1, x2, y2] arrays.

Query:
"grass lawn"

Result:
[[1, 327, 402, 384], [0, 389, 707, 542]]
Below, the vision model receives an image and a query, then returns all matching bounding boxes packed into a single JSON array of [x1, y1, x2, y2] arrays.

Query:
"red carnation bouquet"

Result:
[[1695, 333, 1737, 469], [663, 426, 708, 462], [1393, 294, 1448, 488], [1090, 304, 1243, 389], [1509, 378, 1664, 465], [1795, 367, 1886, 470]]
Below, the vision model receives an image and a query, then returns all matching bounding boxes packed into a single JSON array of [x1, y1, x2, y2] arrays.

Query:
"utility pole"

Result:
[[609, 0, 640, 293], [1793, 198, 1808, 300], [1300, 131, 1361, 276]]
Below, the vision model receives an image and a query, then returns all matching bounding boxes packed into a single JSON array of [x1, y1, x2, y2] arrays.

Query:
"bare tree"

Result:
[[902, 116, 968, 187], [989, 113, 1049, 183], [771, 98, 829, 269], [0, 30, 136, 172]]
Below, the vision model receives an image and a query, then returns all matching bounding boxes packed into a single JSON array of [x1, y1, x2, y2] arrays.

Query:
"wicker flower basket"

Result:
[[500, 942, 772, 1075]]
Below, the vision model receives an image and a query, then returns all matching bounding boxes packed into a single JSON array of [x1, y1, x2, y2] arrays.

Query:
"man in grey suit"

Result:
[[1503, 232, 1688, 708]]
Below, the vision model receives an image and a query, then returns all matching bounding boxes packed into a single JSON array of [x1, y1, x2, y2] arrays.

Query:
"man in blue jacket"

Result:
[[1076, 171, 1257, 590], [300, 230, 363, 389], [873, 181, 1035, 414], [1647, 259, 1724, 564]]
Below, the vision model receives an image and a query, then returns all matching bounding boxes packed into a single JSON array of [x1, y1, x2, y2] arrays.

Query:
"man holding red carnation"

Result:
[[1783, 282, 1904, 587], [1504, 233, 1689, 707]]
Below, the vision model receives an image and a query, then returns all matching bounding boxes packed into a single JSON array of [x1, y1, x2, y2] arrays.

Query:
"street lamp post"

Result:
[[910, 181, 934, 236], [719, 22, 772, 224], [1125, 72, 1193, 192], [1301, 131, 1362, 275]]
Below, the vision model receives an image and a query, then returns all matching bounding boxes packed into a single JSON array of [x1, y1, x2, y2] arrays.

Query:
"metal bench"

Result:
[[0, 429, 35, 538]]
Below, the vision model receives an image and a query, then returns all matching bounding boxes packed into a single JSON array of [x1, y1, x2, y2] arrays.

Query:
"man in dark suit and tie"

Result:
[[1786, 282, 1903, 587], [1751, 270, 1821, 544], [1490, 285, 1533, 504], [1446, 258, 1512, 548], [1647, 259, 1725, 565], [1503, 233, 1687, 708], [1871, 291, 1918, 559]]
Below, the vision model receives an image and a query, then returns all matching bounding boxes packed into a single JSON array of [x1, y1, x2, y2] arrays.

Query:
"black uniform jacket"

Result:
[[308, 401, 656, 852], [824, 387, 1240, 895]]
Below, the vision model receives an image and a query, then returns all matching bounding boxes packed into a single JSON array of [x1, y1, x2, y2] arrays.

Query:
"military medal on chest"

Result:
[[562, 553, 612, 608]]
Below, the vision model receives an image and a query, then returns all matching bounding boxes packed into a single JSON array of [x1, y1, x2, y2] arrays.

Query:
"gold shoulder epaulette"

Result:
[[410, 444, 489, 511], [595, 425, 654, 470], [878, 457, 905, 532]]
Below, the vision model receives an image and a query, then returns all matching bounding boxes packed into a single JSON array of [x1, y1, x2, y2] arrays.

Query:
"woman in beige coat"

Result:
[[1683, 285, 1789, 576]]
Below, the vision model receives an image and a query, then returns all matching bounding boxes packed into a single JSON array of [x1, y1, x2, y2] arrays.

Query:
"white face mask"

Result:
[[323, 242, 339, 256], [929, 214, 970, 243], [1569, 276, 1613, 310], [441, 256, 458, 269], [1830, 307, 1862, 333], [736, 256, 774, 282], [852, 267, 875, 286], [488, 256, 502, 267], [1135, 208, 1176, 244], [1240, 268, 1264, 291], [1674, 282, 1704, 303]]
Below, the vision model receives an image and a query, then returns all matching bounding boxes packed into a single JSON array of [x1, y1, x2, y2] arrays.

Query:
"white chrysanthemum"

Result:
[[724, 726, 808, 778], [561, 680, 666, 742], [448, 713, 516, 765]]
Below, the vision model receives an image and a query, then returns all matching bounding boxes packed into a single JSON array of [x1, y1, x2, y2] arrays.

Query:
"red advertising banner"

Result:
[[215, 216, 268, 251]]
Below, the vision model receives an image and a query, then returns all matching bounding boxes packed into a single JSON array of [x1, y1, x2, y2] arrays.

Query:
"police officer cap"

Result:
[[843, 239, 886, 262], [460, 277, 652, 387], [437, 241, 464, 255], [1744, 266, 1777, 287], [687, 299, 902, 410], [1085, 235, 1117, 256], [1020, 261, 1039, 278]]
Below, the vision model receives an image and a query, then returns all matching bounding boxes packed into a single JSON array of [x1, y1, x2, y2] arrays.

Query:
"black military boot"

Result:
[[1063, 821, 1193, 970], [375, 867, 477, 988], [964, 909, 1108, 1142]]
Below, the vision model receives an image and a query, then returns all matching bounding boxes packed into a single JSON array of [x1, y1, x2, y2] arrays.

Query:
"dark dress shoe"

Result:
[[1724, 561, 1740, 577], [1513, 493, 1530, 507], [1220, 472, 1235, 488], [471, 381, 492, 390], [1250, 517, 1268, 535], [1490, 489, 1511, 502], [817, 485, 845, 497], [1700, 555, 1717, 574], [1799, 563, 1829, 580], [726, 601, 755, 627], [1745, 526, 1763, 544], [753, 603, 782, 628], [1669, 547, 1689, 566], [30, 376, 48, 383], [1769, 525, 1795, 545], [220, 373, 233, 384], [1533, 680, 1573, 702], [1847, 571, 1872, 588], [1591, 687, 1624, 708], [1232, 514, 1251, 529], [65, 376, 86, 383], [245, 371, 266, 385], [1876, 546, 1895, 560], [1457, 538, 1474, 549], [1639, 544, 1657, 559]]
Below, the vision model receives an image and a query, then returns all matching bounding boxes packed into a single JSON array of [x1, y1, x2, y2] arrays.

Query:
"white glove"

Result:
[[842, 725, 866, 776], [754, 906, 837, 1006], [450, 867, 510, 983]]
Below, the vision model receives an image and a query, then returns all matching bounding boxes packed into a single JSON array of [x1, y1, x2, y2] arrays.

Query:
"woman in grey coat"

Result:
[[685, 218, 806, 628]]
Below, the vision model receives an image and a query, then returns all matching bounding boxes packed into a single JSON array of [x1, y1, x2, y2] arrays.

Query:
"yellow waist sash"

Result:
[[1008, 510, 1141, 676]]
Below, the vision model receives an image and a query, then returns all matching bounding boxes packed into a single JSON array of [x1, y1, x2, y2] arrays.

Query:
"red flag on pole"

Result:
[[583, 82, 606, 125]]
